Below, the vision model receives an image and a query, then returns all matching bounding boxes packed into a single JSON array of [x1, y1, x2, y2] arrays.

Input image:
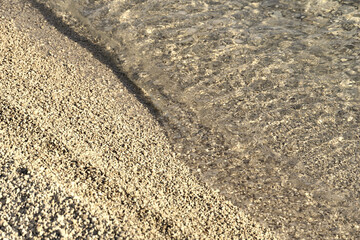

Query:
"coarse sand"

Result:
[[0, 0, 276, 239]]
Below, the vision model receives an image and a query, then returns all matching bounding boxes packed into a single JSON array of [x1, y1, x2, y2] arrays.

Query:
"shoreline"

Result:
[[0, 1, 275, 239]]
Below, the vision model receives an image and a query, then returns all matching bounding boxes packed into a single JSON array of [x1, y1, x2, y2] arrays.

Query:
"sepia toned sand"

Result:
[[31, 0, 360, 238], [0, 0, 276, 239]]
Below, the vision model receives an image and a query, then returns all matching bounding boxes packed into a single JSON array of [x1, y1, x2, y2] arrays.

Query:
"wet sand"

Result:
[[29, 0, 360, 238], [0, 0, 275, 239]]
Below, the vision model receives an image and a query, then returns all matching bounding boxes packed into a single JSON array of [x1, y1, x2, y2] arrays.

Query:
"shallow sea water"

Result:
[[36, 0, 359, 238]]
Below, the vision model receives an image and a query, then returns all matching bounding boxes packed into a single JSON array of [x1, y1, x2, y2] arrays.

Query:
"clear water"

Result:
[[36, 0, 360, 238]]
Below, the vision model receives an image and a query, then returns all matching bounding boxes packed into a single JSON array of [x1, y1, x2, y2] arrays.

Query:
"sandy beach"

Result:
[[28, 0, 360, 238], [0, 0, 276, 239]]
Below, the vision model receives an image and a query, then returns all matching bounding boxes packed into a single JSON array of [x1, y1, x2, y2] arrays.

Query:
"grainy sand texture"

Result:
[[32, 1, 360, 238], [0, 0, 276, 239]]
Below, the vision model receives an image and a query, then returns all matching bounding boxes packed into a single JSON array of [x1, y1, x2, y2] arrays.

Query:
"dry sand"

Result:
[[0, 0, 276, 239]]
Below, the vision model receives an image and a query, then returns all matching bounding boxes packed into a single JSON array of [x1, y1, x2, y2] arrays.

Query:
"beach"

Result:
[[31, 2, 360, 238], [0, 0, 275, 239]]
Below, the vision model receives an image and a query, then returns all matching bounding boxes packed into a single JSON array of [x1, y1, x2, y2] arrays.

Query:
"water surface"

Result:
[[37, 0, 360, 238]]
